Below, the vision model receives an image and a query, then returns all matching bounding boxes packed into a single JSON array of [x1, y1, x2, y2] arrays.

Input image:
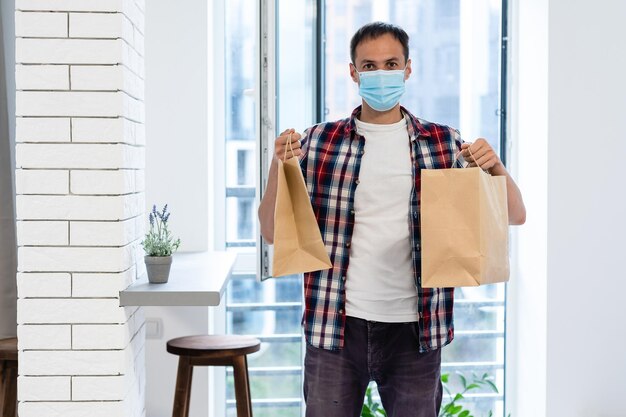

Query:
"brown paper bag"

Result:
[[272, 145, 332, 277], [420, 165, 509, 287]]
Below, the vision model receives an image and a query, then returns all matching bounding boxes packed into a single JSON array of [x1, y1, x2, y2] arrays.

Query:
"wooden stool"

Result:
[[0, 338, 17, 417], [167, 335, 261, 417]]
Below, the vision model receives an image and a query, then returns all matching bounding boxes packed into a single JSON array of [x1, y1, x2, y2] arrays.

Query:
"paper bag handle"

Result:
[[282, 132, 295, 161], [451, 143, 488, 173]]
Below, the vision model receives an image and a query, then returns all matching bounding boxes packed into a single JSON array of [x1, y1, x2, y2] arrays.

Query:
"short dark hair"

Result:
[[350, 22, 410, 64]]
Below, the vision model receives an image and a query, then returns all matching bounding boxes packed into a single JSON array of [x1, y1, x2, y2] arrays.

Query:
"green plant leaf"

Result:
[[441, 373, 449, 383], [457, 373, 467, 389], [459, 411, 470, 417], [361, 405, 375, 417], [450, 405, 463, 415], [465, 383, 481, 391], [485, 380, 499, 393], [453, 393, 464, 402]]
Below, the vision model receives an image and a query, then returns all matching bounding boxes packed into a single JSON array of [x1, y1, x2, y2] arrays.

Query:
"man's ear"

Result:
[[349, 63, 359, 84], [404, 58, 412, 81]]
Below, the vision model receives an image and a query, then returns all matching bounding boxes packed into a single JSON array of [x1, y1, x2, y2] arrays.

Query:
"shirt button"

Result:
[[360, 149, 365, 155], [339, 309, 344, 314], [350, 209, 355, 215], [416, 243, 421, 251], [346, 242, 351, 248], [342, 275, 346, 281], [355, 179, 360, 185]]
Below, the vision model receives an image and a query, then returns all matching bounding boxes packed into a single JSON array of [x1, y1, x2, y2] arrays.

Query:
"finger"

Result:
[[466, 146, 491, 161], [474, 155, 498, 170]]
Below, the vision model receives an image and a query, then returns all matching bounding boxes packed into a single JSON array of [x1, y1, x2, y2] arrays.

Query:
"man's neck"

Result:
[[358, 102, 404, 124]]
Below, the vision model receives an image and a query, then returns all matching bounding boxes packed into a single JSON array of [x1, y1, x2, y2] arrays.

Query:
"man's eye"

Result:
[[363, 64, 374, 70], [388, 62, 398, 68]]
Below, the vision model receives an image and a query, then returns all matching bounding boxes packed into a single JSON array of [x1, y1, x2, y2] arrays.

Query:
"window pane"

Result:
[[323, 1, 506, 416], [225, 0, 257, 248], [324, 0, 502, 154]]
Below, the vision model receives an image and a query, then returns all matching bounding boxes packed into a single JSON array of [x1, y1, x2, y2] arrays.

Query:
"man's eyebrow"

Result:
[[360, 57, 401, 64]]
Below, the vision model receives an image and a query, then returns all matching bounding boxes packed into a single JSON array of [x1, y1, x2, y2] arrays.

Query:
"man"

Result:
[[258, 22, 525, 417]]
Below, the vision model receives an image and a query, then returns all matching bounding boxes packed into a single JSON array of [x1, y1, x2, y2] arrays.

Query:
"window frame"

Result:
[[219, 0, 513, 414]]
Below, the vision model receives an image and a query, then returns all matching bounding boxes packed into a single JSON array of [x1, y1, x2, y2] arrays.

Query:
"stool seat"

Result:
[[0, 337, 18, 417], [0, 338, 17, 361], [167, 334, 261, 417], [167, 335, 260, 358]]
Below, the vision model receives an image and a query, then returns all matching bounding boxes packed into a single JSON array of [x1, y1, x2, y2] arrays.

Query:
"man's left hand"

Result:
[[460, 138, 505, 175]]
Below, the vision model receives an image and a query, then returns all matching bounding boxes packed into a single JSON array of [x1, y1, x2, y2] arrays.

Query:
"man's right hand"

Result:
[[274, 128, 303, 162]]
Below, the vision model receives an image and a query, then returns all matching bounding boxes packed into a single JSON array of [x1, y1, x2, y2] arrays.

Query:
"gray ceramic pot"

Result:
[[144, 255, 172, 284]]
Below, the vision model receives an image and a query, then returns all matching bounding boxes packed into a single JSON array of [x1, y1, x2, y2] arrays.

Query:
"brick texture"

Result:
[[14, 2, 146, 416]]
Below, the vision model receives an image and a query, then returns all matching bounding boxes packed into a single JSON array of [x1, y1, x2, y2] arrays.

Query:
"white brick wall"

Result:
[[15, 1, 146, 416], [16, 117, 71, 142], [15, 65, 70, 90], [18, 376, 72, 401]]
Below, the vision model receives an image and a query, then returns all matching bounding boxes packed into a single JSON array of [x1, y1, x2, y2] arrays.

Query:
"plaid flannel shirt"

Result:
[[299, 105, 463, 352]]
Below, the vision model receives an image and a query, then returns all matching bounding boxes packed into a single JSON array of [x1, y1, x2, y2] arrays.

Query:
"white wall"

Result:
[[546, 0, 626, 416], [507, 0, 548, 415], [0, 0, 18, 339], [13, 1, 147, 415], [510, 1, 626, 416], [145, 0, 209, 252], [144, 1, 219, 416]]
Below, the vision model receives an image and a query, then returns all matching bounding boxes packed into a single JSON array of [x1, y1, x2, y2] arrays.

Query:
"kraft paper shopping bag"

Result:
[[420, 158, 509, 288], [272, 136, 332, 277]]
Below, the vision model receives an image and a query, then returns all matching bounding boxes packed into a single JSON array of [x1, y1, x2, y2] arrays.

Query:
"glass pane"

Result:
[[225, 197, 256, 242], [323, 1, 506, 416], [277, 0, 316, 134], [225, 0, 257, 246], [324, 0, 503, 154]]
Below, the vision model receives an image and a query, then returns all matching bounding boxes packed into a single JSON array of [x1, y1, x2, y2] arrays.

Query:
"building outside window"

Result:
[[223, 0, 507, 415]]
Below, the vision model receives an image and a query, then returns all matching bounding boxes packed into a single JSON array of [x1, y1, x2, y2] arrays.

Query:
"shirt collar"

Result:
[[347, 105, 432, 141]]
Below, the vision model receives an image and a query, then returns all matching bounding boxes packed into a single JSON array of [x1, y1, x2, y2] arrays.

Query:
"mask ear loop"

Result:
[[282, 132, 294, 161]]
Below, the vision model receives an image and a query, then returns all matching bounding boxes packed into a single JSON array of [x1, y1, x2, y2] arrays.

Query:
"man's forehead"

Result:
[[354, 34, 405, 62]]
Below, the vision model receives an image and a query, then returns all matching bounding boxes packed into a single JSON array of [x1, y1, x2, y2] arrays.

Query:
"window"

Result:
[[224, 0, 314, 416], [223, 0, 508, 415], [323, 1, 507, 415]]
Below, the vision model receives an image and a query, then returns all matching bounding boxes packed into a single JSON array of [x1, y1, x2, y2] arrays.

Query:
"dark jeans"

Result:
[[303, 316, 443, 417]]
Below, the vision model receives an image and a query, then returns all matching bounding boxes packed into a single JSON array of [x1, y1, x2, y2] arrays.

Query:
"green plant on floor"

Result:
[[360, 371, 505, 417], [439, 372, 500, 417], [361, 386, 387, 417], [141, 204, 181, 256]]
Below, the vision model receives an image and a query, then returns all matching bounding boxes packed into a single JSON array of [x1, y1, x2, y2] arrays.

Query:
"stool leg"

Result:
[[1, 361, 18, 417], [172, 356, 193, 417], [232, 355, 253, 417]]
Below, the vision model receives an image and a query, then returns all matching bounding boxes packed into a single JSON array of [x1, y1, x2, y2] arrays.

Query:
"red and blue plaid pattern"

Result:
[[299, 106, 463, 352]]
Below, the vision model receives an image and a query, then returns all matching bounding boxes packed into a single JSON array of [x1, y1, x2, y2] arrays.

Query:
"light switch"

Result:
[[145, 317, 163, 339]]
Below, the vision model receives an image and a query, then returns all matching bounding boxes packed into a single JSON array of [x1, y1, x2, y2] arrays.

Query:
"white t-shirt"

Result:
[[345, 117, 418, 323]]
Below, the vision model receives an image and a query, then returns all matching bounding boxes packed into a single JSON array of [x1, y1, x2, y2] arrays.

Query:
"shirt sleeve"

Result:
[[451, 127, 468, 168], [298, 127, 311, 179]]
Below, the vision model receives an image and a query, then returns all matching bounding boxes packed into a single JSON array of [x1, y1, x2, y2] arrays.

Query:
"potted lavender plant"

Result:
[[141, 204, 181, 283]]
